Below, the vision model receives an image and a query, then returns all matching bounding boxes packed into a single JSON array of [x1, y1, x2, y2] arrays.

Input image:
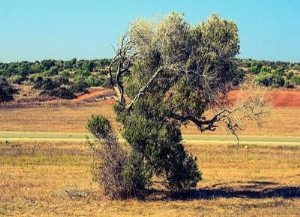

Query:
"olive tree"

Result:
[[88, 12, 268, 198]]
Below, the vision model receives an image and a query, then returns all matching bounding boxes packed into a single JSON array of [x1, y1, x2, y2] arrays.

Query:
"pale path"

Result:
[[1, 131, 300, 145]]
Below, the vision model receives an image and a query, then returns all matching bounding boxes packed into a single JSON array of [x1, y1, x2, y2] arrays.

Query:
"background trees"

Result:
[[0, 77, 17, 102]]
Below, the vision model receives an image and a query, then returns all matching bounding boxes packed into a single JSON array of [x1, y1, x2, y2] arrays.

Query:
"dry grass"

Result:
[[0, 103, 300, 136], [0, 103, 300, 216], [0, 103, 116, 133], [0, 141, 299, 216], [182, 107, 300, 136]]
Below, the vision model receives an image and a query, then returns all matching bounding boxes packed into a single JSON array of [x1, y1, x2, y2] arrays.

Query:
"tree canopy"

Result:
[[89, 12, 268, 198]]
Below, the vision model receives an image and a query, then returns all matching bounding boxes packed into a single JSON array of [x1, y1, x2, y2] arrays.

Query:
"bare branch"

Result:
[[126, 66, 164, 110], [108, 34, 133, 105], [168, 91, 269, 144]]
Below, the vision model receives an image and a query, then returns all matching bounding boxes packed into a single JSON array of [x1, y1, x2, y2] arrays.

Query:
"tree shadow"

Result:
[[146, 181, 300, 201]]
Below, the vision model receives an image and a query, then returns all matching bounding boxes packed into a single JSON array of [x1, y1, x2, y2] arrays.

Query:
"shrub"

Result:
[[58, 70, 71, 79], [290, 74, 300, 85], [274, 66, 285, 77], [87, 115, 129, 198], [0, 77, 17, 102], [85, 74, 107, 87], [69, 80, 88, 93], [287, 71, 294, 80], [284, 81, 294, 89], [10, 74, 25, 84], [250, 60, 262, 74], [232, 68, 245, 86], [47, 87, 76, 99], [40, 78, 60, 90], [260, 66, 271, 73], [255, 72, 285, 87]]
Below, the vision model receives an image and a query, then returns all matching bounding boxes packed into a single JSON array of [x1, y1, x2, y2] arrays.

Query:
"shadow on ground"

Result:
[[147, 181, 300, 201]]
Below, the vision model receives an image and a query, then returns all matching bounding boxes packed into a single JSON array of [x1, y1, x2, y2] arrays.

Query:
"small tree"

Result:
[[88, 13, 268, 198]]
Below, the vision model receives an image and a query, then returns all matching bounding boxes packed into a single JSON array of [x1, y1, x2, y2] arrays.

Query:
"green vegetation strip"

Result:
[[1, 131, 300, 145]]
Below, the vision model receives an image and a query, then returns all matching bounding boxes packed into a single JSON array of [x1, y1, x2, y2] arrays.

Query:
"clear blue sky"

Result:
[[1, 0, 300, 62]]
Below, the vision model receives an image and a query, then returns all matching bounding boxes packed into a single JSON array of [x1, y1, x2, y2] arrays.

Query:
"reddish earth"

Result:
[[6, 88, 299, 108], [229, 89, 300, 107], [71, 89, 116, 103], [75, 88, 300, 107]]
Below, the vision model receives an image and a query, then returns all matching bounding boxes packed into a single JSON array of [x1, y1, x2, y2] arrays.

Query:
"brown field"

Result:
[[1, 89, 300, 216], [0, 141, 299, 216], [0, 102, 299, 136]]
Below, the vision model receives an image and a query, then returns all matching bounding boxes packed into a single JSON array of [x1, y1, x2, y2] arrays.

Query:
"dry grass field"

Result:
[[0, 101, 300, 216], [0, 141, 299, 216], [0, 102, 299, 136]]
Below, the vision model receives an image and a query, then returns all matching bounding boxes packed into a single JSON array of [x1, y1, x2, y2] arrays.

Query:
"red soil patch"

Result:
[[228, 89, 300, 107], [4, 88, 299, 109], [76, 88, 300, 108], [71, 89, 116, 102]]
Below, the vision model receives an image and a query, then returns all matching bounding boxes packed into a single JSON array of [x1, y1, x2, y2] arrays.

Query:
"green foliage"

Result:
[[284, 81, 294, 89], [87, 115, 130, 198], [251, 60, 263, 74], [118, 99, 202, 191], [82, 60, 95, 72], [87, 114, 112, 139], [255, 72, 285, 87], [290, 74, 300, 85], [260, 66, 271, 73], [113, 12, 242, 194], [10, 74, 25, 84], [292, 63, 300, 70], [46, 87, 76, 99], [232, 68, 245, 86], [287, 71, 294, 80], [85, 74, 107, 87], [0, 77, 17, 102], [69, 80, 88, 93], [274, 66, 285, 77], [122, 151, 151, 196]]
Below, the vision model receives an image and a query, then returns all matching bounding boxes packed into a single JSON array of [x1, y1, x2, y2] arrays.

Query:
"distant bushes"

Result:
[[0, 57, 299, 102], [0, 77, 17, 102], [250, 62, 300, 88], [255, 72, 285, 87], [250, 60, 263, 75], [291, 74, 300, 85], [232, 68, 245, 86], [42, 87, 76, 99]]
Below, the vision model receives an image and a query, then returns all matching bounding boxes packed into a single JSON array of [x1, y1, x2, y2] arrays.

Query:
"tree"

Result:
[[89, 13, 268, 198]]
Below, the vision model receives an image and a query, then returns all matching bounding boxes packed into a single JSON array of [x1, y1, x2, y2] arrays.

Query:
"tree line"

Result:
[[0, 58, 111, 102], [0, 57, 299, 103]]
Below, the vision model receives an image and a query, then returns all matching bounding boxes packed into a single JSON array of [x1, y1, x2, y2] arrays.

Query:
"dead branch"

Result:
[[108, 34, 133, 105], [126, 66, 164, 110], [168, 93, 269, 144]]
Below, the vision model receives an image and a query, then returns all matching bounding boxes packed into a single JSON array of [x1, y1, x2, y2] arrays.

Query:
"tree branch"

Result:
[[126, 66, 164, 111], [108, 34, 132, 105]]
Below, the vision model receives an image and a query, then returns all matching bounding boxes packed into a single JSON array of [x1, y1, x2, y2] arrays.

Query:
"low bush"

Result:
[[290, 74, 300, 85], [40, 87, 76, 99], [255, 72, 285, 87], [87, 115, 129, 198], [0, 77, 17, 102]]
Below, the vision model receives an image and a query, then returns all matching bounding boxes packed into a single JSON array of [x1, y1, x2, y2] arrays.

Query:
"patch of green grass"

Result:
[[1, 131, 300, 145]]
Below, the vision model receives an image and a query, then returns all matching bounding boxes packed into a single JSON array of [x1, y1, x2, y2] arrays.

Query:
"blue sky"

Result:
[[1, 0, 299, 62]]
